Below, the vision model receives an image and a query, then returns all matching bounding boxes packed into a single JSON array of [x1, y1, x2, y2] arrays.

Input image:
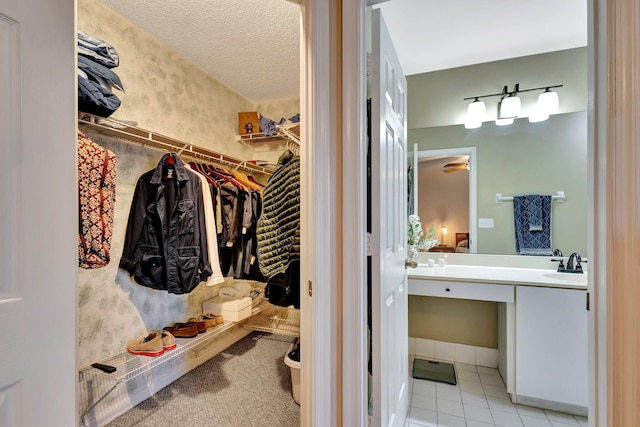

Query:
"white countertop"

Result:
[[408, 264, 587, 290]]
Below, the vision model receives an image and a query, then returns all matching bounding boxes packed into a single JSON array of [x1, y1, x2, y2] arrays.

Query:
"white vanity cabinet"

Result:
[[515, 285, 588, 410]]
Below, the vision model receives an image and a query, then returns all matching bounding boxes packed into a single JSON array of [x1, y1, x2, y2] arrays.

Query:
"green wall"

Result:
[[410, 112, 587, 255]]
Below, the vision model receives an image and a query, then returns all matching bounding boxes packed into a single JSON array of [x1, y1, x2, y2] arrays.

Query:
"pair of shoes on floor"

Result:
[[127, 330, 176, 357]]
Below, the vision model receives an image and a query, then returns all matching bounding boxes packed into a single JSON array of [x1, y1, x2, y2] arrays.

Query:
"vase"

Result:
[[408, 245, 419, 262]]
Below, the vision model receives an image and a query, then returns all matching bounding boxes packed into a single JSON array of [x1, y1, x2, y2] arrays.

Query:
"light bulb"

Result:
[[500, 95, 521, 118], [538, 89, 559, 114], [466, 99, 486, 120]]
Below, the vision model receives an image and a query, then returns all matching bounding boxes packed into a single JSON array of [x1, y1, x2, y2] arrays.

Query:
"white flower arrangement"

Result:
[[408, 214, 439, 251]]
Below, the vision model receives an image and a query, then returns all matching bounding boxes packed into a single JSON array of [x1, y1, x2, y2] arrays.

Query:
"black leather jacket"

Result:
[[120, 154, 211, 294]]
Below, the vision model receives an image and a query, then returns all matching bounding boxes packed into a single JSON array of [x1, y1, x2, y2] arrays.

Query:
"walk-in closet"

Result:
[[76, 1, 304, 425]]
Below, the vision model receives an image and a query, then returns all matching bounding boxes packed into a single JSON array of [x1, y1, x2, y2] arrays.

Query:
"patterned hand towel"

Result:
[[513, 195, 552, 255]]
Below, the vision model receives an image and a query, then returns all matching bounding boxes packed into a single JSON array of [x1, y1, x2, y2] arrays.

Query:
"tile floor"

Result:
[[405, 360, 588, 427]]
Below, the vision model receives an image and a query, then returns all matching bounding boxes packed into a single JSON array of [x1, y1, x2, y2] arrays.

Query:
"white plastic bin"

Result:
[[284, 342, 300, 404]]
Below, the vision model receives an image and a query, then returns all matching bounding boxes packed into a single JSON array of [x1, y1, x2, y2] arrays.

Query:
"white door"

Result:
[[370, 9, 409, 427], [0, 0, 77, 425]]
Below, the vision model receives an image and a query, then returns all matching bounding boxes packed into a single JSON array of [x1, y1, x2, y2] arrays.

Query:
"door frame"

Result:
[[416, 147, 477, 254], [338, 1, 613, 426]]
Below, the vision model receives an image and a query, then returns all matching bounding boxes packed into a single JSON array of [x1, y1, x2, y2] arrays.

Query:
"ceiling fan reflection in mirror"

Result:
[[443, 162, 470, 173]]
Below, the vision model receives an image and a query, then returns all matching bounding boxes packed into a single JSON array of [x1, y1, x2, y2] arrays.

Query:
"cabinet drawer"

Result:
[[408, 279, 514, 302]]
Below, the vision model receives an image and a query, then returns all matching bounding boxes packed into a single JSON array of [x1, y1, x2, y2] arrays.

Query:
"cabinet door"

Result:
[[516, 286, 588, 408]]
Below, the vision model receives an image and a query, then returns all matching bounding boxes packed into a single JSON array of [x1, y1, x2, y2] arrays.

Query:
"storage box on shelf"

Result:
[[203, 296, 252, 322]]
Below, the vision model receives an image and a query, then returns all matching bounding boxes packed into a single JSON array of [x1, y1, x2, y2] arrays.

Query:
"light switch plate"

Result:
[[479, 218, 494, 228]]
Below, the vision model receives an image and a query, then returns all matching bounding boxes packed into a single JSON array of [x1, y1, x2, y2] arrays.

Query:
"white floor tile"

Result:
[[479, 373, 505, 387], [544, 410, 579, 425], [550, 422, 583, 427], [437, 387, 462, 402], [409, 407, 438, 426], [461, 391, 489, 408], [413, 380, 437, 398], [436, 382, 459, 393], [436, 413, 467, 427], [476, 366, 500, 376], [486, 396, 517, 413], [482, 384, 509, 399], [409, 359, 588, 427], [520, 414, 553, 427], [516, 405, 548, 419], [491, 409, 524, 427], [574, 415, 588, 426], [459, 379, 485, 394], [437, 398, 464, 417], [457, 369, 481, 382], [463, 404, 494, 423], [412, 394, 437, 412], [466, 420, 495, 427], [454, 362, 477, 373]]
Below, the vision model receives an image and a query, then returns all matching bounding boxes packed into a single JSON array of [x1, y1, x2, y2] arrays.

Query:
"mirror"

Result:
[[407, 48, 588, 256], [416, 147, 477, 254]]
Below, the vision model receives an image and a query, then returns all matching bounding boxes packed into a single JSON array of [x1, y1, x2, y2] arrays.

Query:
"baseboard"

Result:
[[515, 394, 588, 417], [409, 337, 499, 368], [80, 325, 251, 427]]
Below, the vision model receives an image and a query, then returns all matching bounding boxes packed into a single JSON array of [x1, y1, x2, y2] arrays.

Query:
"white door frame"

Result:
[[417, 147, 477, 254], [339, 2, 606, 427]]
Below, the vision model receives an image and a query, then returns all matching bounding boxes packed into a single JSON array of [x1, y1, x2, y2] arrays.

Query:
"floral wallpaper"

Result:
[[77, 0, 299, 369]]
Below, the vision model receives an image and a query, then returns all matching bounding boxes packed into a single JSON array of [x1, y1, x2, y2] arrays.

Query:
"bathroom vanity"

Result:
[[408, 254, 588, 416]]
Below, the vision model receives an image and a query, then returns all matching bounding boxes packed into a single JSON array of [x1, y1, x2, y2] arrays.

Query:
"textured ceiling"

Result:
[[97, 0, 587, 102], [98, 0, 301, 103]]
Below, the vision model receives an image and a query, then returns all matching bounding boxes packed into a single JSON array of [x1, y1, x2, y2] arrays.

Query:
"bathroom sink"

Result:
[[543, 273, 588, 285]]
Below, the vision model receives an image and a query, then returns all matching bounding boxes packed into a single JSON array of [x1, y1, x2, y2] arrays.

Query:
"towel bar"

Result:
[[496, 191, 565, 204]]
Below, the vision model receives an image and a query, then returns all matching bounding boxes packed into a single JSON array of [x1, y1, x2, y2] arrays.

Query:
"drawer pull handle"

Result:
[[445, 288, 450, 292]]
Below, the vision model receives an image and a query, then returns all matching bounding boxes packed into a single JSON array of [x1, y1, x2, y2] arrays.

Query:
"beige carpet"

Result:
[[106, 332, 300, 427]]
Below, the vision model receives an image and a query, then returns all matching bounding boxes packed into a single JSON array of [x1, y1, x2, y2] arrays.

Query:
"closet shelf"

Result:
[[78, 112, 274, 176], [236, 123, 300, 146], [243, 302, 300, 336], [79, 320, 236, 419], [79, 301, 300, 422]]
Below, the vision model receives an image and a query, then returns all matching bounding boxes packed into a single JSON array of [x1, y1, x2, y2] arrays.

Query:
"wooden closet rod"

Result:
[[78, 113, 274, 176]]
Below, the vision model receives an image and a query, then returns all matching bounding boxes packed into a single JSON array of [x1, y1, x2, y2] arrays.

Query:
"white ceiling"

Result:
[[376, 0, 588, 76], [98, 0, 587, 102]]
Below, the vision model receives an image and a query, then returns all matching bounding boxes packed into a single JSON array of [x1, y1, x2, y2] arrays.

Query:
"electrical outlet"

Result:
[[479, 218, 494, 228]]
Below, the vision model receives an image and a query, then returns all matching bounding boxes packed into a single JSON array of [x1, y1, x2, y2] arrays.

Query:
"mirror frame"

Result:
[[417, 146, 477, 254]]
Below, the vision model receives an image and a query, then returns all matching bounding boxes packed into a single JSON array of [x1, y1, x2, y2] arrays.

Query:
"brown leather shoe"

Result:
[[163, 323, 198, 338], [198, 313, 218, 329], [185, 318, 207, 334]]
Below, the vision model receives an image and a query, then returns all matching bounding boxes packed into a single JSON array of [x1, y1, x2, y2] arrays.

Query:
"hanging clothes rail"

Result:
[[78, 113, 274, 176], [496, 191, 566, 204]]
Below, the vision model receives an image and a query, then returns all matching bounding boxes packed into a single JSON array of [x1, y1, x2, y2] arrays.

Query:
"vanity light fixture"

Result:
[[464, 83, 563, 128], [441, 225, 447, 244]]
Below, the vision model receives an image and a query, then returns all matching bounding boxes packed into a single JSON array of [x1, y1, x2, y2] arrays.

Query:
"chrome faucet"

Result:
[[564, 252, 583, 273]]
